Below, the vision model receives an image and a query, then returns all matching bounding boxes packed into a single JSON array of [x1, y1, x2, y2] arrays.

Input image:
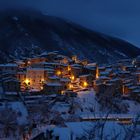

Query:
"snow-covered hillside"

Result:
[[0, 10, 139, 63]]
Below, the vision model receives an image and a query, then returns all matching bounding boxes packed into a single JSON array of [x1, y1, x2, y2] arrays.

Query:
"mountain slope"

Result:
[[0, 10, 139, 63]]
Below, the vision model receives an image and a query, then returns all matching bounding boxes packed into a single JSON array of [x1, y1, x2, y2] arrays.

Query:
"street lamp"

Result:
[[83, 81, 88, 88]]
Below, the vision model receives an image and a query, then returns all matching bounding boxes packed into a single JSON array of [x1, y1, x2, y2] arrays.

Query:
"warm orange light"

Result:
[[72, 55, 77, 62], [70, 75, 75, 81], [96, 75, 99, 79], [25, 79, 30, 85], [83, 81, 88, 88], [41, 86, 43, 90], [61, 90, 65, 94], [56, 70, 62, 76], [41, 79, 44, 83], [68, 84, 73, 89], [122, 85, 125, 95], [68, 65, 71, 71], [96, 67, 99, 79], [28, 61, 31, 64]]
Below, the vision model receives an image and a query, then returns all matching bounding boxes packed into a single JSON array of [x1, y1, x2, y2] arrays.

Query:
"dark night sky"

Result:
[[0, 0, 140, 47]]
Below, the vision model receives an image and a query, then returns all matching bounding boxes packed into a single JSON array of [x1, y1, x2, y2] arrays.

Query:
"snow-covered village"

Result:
[[1, 0, 140, 140], [0, 51, 140, 140]]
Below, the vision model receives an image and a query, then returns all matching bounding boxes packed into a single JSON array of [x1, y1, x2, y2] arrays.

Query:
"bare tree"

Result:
[[0, 108, 18, 138], [77, 114, 140, 140], [97, 87, 128, 113], [28, 102, 51, 126], [123, 114, 140, 140]]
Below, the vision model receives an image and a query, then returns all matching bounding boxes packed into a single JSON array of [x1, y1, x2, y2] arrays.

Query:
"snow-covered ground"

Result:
[[76, 89, 140, 116], [42, 121, 137, 140], [76, 89, 100, 114], [51, 102, 70, 113], [66, 121, 126, 140], [123, 100, 140, 114], [1, 89, 140, 140], [10, 102, 28, 125], [0, 101, 28, 125]]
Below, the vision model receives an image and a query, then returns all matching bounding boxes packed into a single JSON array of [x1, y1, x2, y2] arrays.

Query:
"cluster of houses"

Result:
[[0, 51, 140, 101], [93, 57, 140, 101]]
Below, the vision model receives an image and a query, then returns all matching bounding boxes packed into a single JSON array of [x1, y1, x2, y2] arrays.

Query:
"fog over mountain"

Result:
[[0, 0, 140, 47]]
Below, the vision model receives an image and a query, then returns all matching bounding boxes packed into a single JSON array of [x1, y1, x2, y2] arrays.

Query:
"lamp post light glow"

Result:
[[68, 65, 71, 71], [61, 90, 65, 94], [24, 79, 30, 91], [25, 79, 30, 85], [96, 67, 99, 79], [83, 81, 88, 88], [70, 75, 75, 81], [56, 70, 62, 76], [41, 79, 44, 83], [68, 84, 73, 90], [41, 86, 43, 90]]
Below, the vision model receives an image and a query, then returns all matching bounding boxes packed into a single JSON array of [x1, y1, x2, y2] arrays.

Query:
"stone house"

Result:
[[43, 82, 64, 94], [2, 78, 20, 92], [79, 74, 93, 87], [0, 63, 18, 74]]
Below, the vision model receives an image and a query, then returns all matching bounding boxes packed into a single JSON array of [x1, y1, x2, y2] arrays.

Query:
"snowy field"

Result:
[[123, 100, 140, 114], [1, 89, 140, 140], [43, 121, 138, 140], [76, 89, 100, 114], [76, 89, 140, 117]]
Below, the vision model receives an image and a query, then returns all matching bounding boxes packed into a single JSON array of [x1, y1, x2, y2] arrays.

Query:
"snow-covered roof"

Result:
[[132, 89, 140, 93], [98, 66, 106, 69], [60, 78, 70, 82], [109, 78, 120, 82], [5, 92, 18, 95], [39, 51, 48, 57], [4, 79, 19, 83], [85, 66, 96, 70], [27, 67, 45, 71], [0, 86, 4, 94], [134, 72, 140, 75], [105, 68, 113, 72], [124, 65, 134, 67], [41, 62, 61, 65], [119, 71, 130, 74], [48, 75, 60, 80], [71, 64, 82, 67], [17, 71, 26, 74], [79, 74, 91, 78], [71, 66, 81, 70], [100, 71, 110, 75], [128, 86, 137, 90], [80, 113, 135, 119], [0, 63, 18, 67], [15, 61, 25, 64], [47, 51, 59, 55], [87, 63, 97, 66], [44, 68, 54, 71], [105, 83, 114, 86], [2, 77, 19, 83], [46, 82, 62, 87], [99, 76, 110, 79], [125, 83, 133, 87]]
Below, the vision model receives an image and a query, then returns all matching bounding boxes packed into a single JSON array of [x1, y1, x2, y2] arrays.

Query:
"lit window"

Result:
[[24, 79, 30, 85], [56, 70, 62, 76], [83, 81, 88, 88], [70, 75, 75, 81]]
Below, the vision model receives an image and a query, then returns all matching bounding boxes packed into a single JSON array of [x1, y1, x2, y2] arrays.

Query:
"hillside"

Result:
[[0, 10, 139, 63]]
